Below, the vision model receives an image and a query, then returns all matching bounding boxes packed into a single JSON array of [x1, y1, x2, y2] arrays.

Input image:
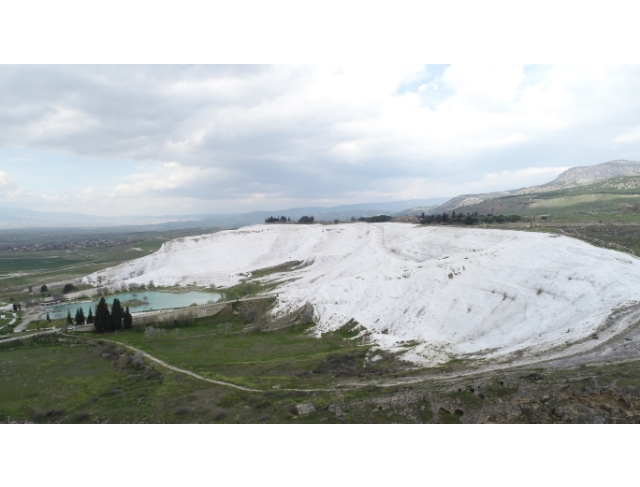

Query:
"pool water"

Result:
[[41, 290, 222, 320]]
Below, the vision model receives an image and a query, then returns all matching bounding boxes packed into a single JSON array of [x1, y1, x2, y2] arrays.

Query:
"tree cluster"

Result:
[[297, 216, 314, 224], [74, 308, 86, 326], [358, 215, 392, 223], [419, 211, 523, 226], [93, 297, 133, 333], [265, 216, 291, 223]]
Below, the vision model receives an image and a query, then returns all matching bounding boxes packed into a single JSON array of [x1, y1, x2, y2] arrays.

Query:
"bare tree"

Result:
[[144, 326, 166, 341]]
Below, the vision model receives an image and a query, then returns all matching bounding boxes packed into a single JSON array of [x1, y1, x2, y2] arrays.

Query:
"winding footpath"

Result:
[[107, 339, 263, 392]]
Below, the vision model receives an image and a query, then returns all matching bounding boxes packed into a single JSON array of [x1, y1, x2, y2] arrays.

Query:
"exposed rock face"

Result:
[[325, 373, 640, 424], [552, 160, 640, 185], [295, 403, 316, 416]]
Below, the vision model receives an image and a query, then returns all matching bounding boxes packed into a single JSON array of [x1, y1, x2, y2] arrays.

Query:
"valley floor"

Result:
[[6, 221, 640, 423]]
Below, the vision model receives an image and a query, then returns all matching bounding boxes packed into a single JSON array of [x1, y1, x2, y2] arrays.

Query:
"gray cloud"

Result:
[[2, 65, 640, 213]]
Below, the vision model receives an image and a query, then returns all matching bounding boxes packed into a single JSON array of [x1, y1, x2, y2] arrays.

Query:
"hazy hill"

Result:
[[0, 198, 450, 229], [456, 175, 640, 217], [432, 160, 640, 214]]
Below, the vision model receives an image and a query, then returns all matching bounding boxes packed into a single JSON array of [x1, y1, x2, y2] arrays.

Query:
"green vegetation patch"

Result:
[[220, 279, 282, 301], [438, 408, 463, 424], [248, 261, 304, 279], [448, 390, 483, 408], [97, 316, 368, 389]]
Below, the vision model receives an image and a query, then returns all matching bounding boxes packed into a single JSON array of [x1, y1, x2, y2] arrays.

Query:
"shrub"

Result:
[[75, 412, 90, 422], [175, 407, 192, 416], [132, 351, 145, 366], [62, 283, 76, 294], [244, 306, 259, 323], [116, 354, 130, 369], [144, 326, 166, 341]]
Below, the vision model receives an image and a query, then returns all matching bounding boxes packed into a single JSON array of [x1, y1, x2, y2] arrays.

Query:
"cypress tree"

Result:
[[87, 307, 94, 324], [66, 310, 73, 326], [95, 297, 110, 333], [75, 308, 85, 326], [46, 313, 51, 322], [123, 306, 133, 330], [112, 298, 123, 331]]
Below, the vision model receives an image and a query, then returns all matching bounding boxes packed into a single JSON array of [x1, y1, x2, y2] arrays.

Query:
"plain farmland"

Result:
[[0, 226, 224, 300]]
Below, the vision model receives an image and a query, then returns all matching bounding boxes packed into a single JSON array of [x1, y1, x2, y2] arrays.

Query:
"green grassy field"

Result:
[[27, 318, 64, 330], [7, 329, 640, 423], [83, 305, 381, 390], [0, 334, 249, 424], [0, 316, 13, 327], [0, 331, 416, 424]]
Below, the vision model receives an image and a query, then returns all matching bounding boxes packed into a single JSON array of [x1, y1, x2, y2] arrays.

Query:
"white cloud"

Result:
[[0, 170, 16, 191], [26, 106, 99, 140], [112, 162, 223, 197], [1, 65, 640, 215], [614, 126, 640, 143]]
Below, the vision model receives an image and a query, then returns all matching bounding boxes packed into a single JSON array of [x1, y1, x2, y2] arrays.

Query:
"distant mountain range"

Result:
[[0, 198, 450, 229], [3, 159, 637, 229]]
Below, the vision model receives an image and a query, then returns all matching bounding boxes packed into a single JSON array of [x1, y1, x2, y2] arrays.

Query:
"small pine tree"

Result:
[[12, 303, 17, 312], [46, 313, 51, 322], [66, 310, 73, 326]]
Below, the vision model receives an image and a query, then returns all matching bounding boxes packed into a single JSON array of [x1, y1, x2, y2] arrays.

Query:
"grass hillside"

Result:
[[434, 160, 640, 214], [455, 176, 640, 217]]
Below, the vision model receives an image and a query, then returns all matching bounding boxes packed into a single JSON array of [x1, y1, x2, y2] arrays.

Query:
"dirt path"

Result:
[[103, 337, 342, 393], [0, 328, 61, 344], [104, 338, 263, 392]]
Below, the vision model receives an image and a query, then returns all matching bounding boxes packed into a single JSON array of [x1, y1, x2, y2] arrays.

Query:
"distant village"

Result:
[[2, 238, 130, 252]]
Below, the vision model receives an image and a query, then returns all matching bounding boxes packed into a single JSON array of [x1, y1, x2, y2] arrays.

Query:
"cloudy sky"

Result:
[[1, 64, 640, 216]]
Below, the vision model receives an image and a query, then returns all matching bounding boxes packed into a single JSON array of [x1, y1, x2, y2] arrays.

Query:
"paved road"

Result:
[[13, 310, 41, 333]]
